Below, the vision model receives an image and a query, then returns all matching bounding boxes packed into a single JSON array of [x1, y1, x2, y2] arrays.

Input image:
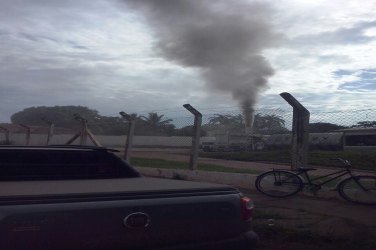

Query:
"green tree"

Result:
[[207, 114, 244, 131], [10, 106, 128, 135], [309, 122, 346, 132], [207, 113, 288, 134], [95, 116, 127, 135], [174, 125, 207, 136], [141, 112, 175, 135], [11, 106, 100, 129], [10, 107, 179, 136], [129, 113, 144, 122], [351, 121, 376, 128], [253, 114, 289, 134]]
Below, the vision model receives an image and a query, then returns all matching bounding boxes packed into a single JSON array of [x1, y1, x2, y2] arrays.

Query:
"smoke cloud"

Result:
[[123, 0, 278, 121]]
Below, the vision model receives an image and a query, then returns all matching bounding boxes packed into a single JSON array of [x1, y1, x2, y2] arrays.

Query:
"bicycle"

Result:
[[255, 158, 376, 205]]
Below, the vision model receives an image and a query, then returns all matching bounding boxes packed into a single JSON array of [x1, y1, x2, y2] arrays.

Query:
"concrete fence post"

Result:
[[280, 92, 310, 170], [65, 114, 101, 146], [73, 114, 88, 145], [0, 126, 10, 144], [42, 118, 54, 145], [120, 111, 135, 163], [183, 104, 202, 170], [19, 124, 31, 145]]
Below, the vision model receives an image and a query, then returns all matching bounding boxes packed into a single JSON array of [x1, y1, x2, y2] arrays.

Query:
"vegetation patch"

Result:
[[309, 150, 376, 170], [200, 150, 291, 164], [253, 223, 376, 250], [131, 157, 261, 175], [200, 150, 376, 171]]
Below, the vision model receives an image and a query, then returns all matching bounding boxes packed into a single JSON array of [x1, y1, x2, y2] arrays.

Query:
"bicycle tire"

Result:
[[337, 175, 376, 205], [255, 170, 303, 198]]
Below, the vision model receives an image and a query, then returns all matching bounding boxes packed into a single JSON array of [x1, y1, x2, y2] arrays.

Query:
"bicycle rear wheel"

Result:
[[255, 170, 303, 198], [338, 176, 376, 205]]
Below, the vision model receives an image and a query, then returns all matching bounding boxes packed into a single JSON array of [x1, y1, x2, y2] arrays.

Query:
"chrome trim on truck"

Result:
[[124, 212, 150, 229]]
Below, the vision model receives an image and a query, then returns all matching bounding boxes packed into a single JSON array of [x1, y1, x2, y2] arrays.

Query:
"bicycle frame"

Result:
[[295, 168, 353, 188], [259, 159, 376, 204]]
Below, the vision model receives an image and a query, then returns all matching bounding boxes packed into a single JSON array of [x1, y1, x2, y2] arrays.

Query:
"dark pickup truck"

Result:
[[0, 145, 258, 249]]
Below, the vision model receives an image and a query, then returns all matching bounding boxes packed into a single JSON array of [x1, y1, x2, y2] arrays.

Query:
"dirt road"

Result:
[[248, 191, 376, 249], [130, 150, 375, 176], [130, 149, 376, 243]]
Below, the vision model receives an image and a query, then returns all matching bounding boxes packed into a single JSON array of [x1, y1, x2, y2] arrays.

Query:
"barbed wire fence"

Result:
[[2, 104, 376, 151]]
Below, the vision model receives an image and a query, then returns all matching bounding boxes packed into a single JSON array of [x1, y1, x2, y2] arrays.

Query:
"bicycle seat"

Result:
[[297, 167, 317, 171]]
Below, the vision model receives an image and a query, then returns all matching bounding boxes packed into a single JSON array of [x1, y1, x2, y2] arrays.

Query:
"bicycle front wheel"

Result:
[[338, 176, 376, 205], [255, 170, 303, 198]]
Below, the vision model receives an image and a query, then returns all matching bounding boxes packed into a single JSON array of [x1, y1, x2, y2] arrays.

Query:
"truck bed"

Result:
[[0, 146, 257, 249], [0, 178, 248, 249], [0, 177, 236, 203]]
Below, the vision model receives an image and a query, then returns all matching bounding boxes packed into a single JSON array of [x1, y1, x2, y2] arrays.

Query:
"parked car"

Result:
[[0, 145, 258, 249]]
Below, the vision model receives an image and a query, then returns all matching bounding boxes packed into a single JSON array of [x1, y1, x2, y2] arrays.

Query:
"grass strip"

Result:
[[130, 157, 343, 188], [200, 150, 376, 171], [130, 157, 261, 175]]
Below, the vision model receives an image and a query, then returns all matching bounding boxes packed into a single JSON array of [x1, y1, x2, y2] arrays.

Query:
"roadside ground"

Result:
[[247, 191, 376, 249], [129, 150, 375, 176], [129, 149, 376, 249]]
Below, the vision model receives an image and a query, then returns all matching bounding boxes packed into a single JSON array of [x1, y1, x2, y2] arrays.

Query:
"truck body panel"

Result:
[[0, 146, 257, 249]]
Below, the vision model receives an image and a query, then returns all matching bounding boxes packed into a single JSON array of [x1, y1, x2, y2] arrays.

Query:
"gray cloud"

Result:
[[0, 64, 121, 119], [0, 67, 100, 113], [333, 69, 353, 77], [0, 0, 375, 123], [338, 68, 376, 91], [0, 0, 122, 121], [339, 81, 376, 91], [291, 20, 376, 46], [18, 33, 59, 44], [359, 69, 376, 79]]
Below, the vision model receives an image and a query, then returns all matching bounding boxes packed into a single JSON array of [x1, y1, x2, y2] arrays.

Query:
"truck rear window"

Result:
[[0, 149, 140, 180]]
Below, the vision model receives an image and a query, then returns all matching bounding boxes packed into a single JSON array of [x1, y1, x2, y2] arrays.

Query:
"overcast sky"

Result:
[[0, 0, 375, 122]]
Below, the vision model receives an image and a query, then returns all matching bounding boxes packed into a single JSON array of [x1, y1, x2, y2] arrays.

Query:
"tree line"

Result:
[[9, 106, 376, 136]]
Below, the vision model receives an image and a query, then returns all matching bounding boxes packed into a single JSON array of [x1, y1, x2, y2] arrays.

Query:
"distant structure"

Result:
[[338, 128, 376, 150]]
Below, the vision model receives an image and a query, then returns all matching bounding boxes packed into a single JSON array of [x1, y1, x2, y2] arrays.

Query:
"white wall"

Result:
[[1, 133, 215, 148]]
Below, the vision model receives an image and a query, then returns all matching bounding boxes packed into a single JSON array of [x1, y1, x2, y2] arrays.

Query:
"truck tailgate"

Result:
[[0, 177, 234, 201], [0, 178, 247, 249]]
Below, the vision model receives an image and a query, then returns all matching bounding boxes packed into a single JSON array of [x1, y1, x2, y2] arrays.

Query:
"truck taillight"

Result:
[[240, 196, 254, 221]]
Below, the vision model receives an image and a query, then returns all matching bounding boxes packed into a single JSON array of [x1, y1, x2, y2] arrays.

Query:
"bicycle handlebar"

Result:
[[330, 158, 352, 167]]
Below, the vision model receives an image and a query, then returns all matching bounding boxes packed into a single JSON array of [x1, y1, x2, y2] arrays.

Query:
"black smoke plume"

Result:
[[123, 0, 278, 127]]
